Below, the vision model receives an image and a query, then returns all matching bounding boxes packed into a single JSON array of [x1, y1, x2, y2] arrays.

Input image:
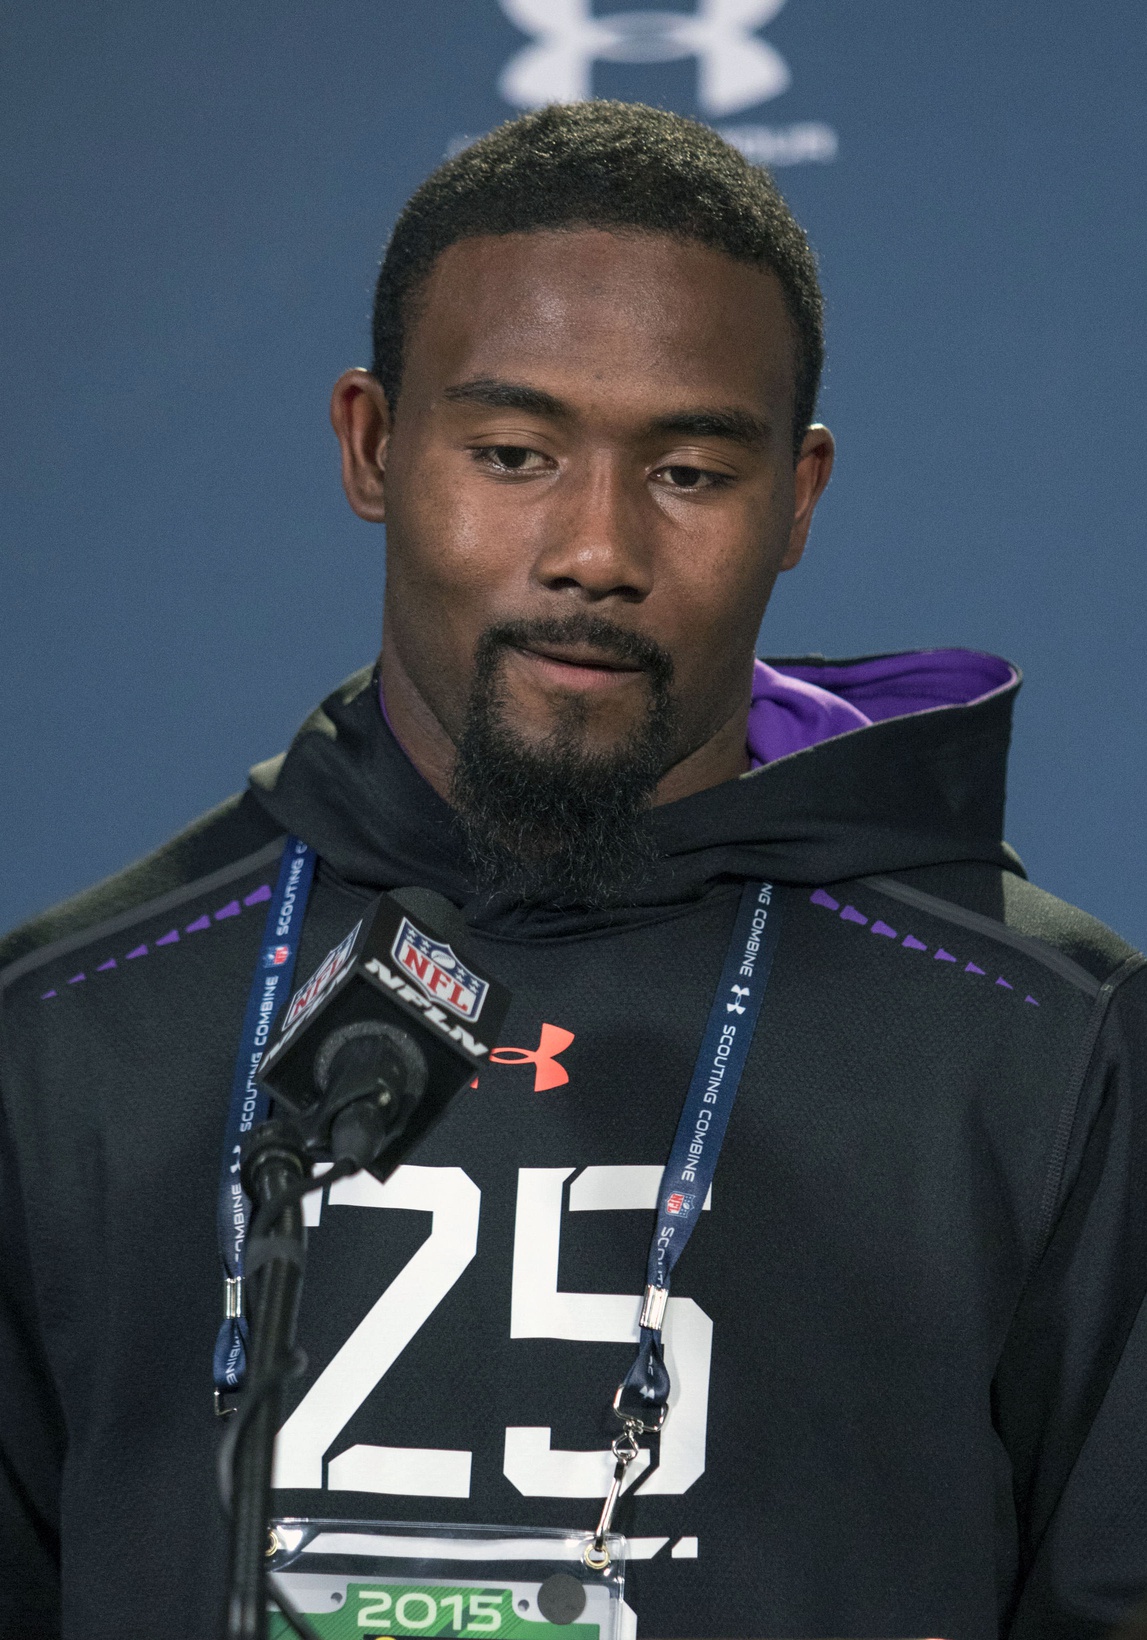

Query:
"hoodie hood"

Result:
[[248, 648, 1023, 935], [747, 649, 1016, 764]]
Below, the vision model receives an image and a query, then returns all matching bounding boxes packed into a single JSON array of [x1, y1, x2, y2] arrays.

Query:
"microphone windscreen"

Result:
[[389, 886, 468, 947], [256, 888, 510, 1180]]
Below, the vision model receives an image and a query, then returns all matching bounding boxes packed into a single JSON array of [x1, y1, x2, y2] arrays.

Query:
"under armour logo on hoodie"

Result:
[[497, 0, 791, 117], [489, 1022, 577, 1091]]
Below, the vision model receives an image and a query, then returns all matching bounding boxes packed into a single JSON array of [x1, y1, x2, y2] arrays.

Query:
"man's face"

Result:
[[340, 229, 830, 795]]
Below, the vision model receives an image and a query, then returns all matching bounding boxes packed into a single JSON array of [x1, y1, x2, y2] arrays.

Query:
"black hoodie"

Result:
[[1, 654, 1145, 1640]]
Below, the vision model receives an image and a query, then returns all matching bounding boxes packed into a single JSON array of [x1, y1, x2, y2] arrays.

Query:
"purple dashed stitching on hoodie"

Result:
[[808, 888, 1039, 1006], [37, 884, 273, 1000]]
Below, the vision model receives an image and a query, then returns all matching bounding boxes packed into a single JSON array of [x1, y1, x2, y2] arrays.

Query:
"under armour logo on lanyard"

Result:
[[588, 881, 783, 1566]]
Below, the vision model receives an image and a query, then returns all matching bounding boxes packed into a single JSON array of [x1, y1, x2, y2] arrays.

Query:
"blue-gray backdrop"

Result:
[[2, 1, 1144, 944]]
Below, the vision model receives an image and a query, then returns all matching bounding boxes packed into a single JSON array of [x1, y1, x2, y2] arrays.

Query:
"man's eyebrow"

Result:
[[439, 382, 769, 446], [649, 408, 770, 447], [440, 378, 567, 416]]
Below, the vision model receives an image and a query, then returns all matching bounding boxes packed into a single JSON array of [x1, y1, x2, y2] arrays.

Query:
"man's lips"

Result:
[[508, 642, 646, 691]]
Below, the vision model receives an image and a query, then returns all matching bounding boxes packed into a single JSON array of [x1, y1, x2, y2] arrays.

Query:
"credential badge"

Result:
[[391, 918, 489, 1022]]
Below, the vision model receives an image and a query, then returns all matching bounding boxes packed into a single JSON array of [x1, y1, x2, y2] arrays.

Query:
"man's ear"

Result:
[[330, 368, 392, 523], [780, 424, 835, 571]]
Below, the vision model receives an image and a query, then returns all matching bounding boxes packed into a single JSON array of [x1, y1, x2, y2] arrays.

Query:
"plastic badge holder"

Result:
[[266, 1519, 631, 1640]]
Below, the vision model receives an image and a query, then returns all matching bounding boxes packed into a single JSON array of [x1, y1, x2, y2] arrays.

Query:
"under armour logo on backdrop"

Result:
[[497, 0, 791, 117]]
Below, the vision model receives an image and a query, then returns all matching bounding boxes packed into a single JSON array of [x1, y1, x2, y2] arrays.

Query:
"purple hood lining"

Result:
[[747, 649, 1017, 767], [380, 647, 1017, 772]]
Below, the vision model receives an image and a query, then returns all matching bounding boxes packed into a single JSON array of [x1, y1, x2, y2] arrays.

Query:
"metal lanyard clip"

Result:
[[584, 1390, 668, 1570], [585, 1423, 642, 1571]]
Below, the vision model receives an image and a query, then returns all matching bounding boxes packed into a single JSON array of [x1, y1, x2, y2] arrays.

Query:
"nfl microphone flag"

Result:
[[256, 890, 510, 1177]]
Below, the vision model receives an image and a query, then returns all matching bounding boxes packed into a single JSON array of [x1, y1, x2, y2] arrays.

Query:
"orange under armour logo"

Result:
[[486, 1022, 576, 1091]]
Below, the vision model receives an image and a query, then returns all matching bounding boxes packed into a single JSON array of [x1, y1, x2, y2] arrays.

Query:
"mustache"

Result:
[[473, 614, 674, 687]]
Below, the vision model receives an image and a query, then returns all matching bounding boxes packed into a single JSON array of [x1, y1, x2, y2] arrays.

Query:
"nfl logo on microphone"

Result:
[[392, 918, 490, 1022]]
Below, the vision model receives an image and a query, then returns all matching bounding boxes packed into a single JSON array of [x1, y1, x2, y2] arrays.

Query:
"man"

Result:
[[1, 100, 1145, 1640]]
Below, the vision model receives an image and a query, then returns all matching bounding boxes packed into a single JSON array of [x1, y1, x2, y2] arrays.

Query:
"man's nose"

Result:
[[530, 457, 654, 603]]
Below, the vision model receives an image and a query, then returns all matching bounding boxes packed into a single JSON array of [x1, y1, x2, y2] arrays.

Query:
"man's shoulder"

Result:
[[0, 790, 283, 987], [860, 859, 1141, 996], [995, 871, 1142, 986]]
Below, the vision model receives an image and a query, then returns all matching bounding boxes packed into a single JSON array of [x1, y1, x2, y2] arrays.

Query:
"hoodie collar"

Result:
[[747, 649, 1017, 766], [248, 651, 1023, 937]]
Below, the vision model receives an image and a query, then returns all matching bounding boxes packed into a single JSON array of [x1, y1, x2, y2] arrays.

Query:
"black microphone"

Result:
[[254, 886, 510, 1179], [222, 890, 511, 1640]]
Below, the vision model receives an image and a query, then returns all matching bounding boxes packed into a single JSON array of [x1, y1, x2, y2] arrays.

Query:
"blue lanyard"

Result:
[[213, 836, 317, 1401], [616, 880, 782, 1421]]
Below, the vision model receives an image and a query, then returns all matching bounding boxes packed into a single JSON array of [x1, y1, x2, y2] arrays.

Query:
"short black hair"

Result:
[[371, 101, 824, 462]]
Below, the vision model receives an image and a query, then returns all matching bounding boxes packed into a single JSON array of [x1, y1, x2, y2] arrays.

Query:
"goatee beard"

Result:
[[450, 615, 676, 907]]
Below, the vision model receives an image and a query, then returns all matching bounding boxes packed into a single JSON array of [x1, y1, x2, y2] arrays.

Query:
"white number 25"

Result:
[[273, 1165, 713, 1501]]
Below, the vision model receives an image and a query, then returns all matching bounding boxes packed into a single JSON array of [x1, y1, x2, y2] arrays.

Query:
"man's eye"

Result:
[[473, 445, 548, 473], [656, 464, 728, 491]]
